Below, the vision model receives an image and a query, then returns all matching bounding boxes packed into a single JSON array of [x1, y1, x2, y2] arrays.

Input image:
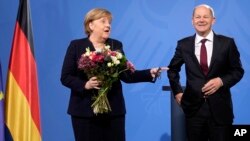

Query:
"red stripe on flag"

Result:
[[9, 22, 41, 133]]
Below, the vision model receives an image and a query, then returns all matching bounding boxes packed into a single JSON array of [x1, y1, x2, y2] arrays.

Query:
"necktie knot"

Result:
[[201, 39, 207, 44]]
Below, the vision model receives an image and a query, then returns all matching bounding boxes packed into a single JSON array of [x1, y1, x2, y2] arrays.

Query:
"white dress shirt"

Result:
[[195, 30, 214, 67]]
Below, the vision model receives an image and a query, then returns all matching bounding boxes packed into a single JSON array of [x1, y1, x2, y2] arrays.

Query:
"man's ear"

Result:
[[212, 17, 216, 25]]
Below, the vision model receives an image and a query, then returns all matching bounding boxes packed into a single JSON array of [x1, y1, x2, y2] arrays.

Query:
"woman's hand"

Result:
[[85, 77, 101, 90], [150, 67, 169, 80]]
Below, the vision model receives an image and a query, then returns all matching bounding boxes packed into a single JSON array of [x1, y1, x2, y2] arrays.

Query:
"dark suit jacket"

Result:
[[61, 38, 154, 117], [167, 33, 244, 124]]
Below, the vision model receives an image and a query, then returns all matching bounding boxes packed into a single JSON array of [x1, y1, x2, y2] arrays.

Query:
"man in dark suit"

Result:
[[167, 4, 244, 141]]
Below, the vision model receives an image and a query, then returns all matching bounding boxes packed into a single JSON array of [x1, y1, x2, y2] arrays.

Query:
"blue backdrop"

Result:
[[1, 0, 249, 141]]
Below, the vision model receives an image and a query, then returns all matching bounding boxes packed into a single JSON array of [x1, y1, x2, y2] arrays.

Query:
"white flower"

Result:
[[105, 45, 110, 50], [107, 62, 113, 67], [114, 60, 120, 65], [84, 48, 91, 56], [84, 52, 90, 57], [116, 52, 123, 59], [111, 56, 118, 62]]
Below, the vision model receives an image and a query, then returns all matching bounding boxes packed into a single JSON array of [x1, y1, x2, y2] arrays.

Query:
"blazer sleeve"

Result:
[[220, 38, 244, 88], [167, 41, 185, 95], [120, 69, 154, 83], [60, 41, 88, 93]]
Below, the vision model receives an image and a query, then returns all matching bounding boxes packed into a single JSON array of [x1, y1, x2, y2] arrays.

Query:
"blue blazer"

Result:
[[61, 38, 154, 117], [167, 33, 244, 124]]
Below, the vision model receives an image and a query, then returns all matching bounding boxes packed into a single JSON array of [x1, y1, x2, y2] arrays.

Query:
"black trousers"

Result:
[[71, 115, 125, 141], [185, 101, 231, 141]]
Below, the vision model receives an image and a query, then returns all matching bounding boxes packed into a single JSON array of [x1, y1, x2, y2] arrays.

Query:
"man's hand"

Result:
[[202, 77, 223, 97], [175, 93, 183, 105]]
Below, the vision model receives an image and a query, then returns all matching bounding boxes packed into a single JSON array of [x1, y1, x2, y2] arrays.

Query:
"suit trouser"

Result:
[[71, 115, 125, 141], [185, 101, 231, 141]]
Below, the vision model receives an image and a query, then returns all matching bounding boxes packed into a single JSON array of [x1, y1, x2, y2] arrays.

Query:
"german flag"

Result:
[[5, 0, 42, 140]]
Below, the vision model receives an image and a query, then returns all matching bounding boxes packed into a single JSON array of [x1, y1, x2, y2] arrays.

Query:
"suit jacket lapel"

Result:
[[208, 34, 221, 74], [189, 33, 222, 76], [189, 35, 205, 74]]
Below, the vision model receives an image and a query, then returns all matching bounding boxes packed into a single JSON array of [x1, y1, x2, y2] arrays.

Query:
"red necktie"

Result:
[[200, 39, 208, 75]]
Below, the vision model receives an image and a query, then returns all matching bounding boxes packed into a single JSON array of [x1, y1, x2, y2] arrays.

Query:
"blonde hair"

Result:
[[84, 8, 112, 36]]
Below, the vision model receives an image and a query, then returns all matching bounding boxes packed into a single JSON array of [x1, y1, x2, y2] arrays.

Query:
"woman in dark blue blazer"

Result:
[[61, 8, 162, 141]]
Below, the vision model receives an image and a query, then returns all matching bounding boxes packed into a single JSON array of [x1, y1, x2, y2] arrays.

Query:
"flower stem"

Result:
[[91, 85, 112, 114]]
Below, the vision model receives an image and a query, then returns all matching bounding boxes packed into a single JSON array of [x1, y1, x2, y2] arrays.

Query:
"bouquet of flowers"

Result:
[[78, 45, 135, 114]]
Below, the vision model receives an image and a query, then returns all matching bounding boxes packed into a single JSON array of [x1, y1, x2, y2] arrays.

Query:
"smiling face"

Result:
[[89, 17, 111, 41], [192, 5, 215, 37]]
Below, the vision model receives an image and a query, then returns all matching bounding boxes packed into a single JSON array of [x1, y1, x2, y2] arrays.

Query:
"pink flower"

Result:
[[91, 53, 104, 63]]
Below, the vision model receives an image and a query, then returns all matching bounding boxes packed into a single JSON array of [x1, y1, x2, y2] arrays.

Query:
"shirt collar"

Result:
[[195, 30, 214, 44]]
